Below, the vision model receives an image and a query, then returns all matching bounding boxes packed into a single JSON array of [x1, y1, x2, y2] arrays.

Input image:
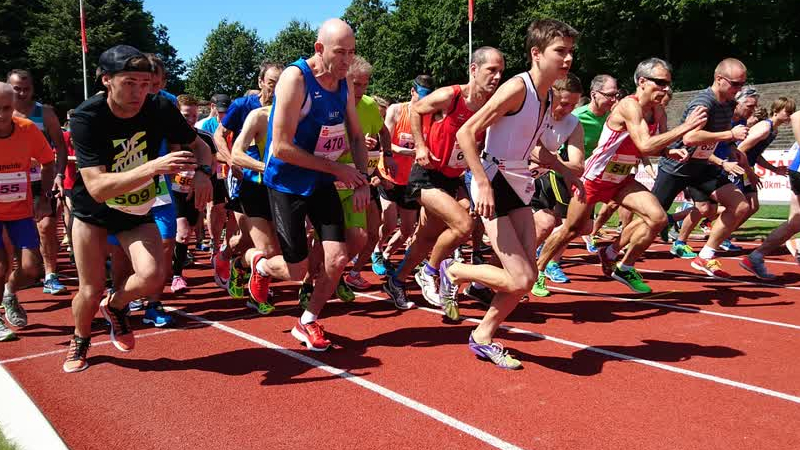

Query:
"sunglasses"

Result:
[[644, 77, 671, 88], [720, 76, 746, 88], [595, 90, 618, 99]]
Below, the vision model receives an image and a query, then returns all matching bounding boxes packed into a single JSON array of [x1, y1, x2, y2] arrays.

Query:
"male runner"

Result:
[[196, 93, 230, 133], [63, 45, 212, 372]]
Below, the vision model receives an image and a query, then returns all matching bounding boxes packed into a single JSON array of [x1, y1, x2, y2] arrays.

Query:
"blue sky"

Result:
[[142, 0, 353, 63]]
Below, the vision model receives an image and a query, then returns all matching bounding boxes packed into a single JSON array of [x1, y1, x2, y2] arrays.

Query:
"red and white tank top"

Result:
[[426, 85, 482, 178]]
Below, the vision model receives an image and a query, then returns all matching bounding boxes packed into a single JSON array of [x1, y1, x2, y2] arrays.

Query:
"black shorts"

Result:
[[369, 184, 382, 210], [789, 170, 800, 195], [31, 180, 58, 218], [406, 164, 461, 202], [212, 176, 228, 205], [239, 179, 273, 221], [378, 182, 420, 211], [172, 191, 200, 226], [530, 171, 570, 218], [653, 167, 730, 209], [485, 171, 529, 218], [268, 182, 345, 264]]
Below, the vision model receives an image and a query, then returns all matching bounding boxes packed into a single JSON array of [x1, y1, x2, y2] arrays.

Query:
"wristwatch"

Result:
[[197, 164, 213, 177]]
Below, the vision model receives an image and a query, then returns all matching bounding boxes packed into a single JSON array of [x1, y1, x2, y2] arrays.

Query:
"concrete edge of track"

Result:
[[0, 365, 69, 450]]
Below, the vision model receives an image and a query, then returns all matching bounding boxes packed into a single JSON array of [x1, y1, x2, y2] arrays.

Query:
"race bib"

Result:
[[106, 180, 157, 215], [447, 140, 467, 169], [367, 150, 381, 171], [29, 162, 42, 182], [692, 142, 718, 160], [152, 175, 172, 207], [601, 154, 638, 183], [528, 163, 550, 180], [335, 163, 356, 190], [397, 132, 415, 149], [0, 172, 27, 203], [216, 163, 225, 180], [497, 159, 537, 205], [315, 124, 347, 161], [171, 170, 194, 193]]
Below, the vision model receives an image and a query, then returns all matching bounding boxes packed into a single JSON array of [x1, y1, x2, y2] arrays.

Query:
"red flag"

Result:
[[468, 0, 474, 22], [80, 0, 88, 53]]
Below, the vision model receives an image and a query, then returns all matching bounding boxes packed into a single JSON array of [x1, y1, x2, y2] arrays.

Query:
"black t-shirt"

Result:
[[69, 93, 196, 232]]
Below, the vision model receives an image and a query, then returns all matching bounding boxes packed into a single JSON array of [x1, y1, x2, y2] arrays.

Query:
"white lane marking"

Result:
[[0, 366, 69, 450], [355, 292, 800, 404], [168, 307, 527, 450]]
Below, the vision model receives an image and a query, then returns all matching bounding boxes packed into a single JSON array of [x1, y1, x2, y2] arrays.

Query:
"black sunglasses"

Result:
[[720, 75, 746, 88], [644, 77, 671, 88]]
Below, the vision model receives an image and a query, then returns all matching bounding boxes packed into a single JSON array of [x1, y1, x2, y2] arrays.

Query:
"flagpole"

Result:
[[80, 0, 88, 99], [468, 0, 473, 64]]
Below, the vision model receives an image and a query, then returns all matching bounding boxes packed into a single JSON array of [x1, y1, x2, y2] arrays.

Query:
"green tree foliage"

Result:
[[185, 20, 265, 100], [262, 20, 317, 66]]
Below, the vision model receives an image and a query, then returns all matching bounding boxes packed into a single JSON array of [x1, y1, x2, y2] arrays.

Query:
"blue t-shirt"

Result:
[[199, 116, 219, 135], [222, 94, 264, 184], [159, 90, 178, 107]]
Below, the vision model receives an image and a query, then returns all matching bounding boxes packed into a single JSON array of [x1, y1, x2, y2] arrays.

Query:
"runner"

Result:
[[247, 19, 370, 351], [538, 57, 706, 295], [196, 93, 230, 133], [382, 45, 505, 314], [7, 69, 68, 295], [63, 45, 212, 372], [0, 82, 56, 341], [650, 58, 750, 278], [435, 19, 581, 369]]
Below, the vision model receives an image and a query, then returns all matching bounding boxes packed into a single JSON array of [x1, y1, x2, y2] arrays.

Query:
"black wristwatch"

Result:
[[197, 164, 213, 177]]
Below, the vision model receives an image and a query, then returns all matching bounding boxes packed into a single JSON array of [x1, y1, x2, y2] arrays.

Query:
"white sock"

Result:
[[699, 245, 715, 260], [255, 256, 270, 277], [45, 272, 55, 280], [4, 283, 12, 296], [617, 262, 634, 272], [300, 310, 318, 325]]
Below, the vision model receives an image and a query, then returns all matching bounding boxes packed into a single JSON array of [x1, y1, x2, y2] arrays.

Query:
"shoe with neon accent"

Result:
[[414, 269, 442, 307], [739, 255, 775, 280], [371, 252, 388, 276], [247, 253, 273, 313], [720, 239, 743, 252], [670, 243, 697, 259], [611, 266, 652, 294], [382, 277, 413, 310], [544, 261, 569, 283], [531, 272, 550, 297], [468, 332, 522, 370], [0, 320, 16, 342], [2, 293, 27, 328], [344, 272, 370, 290], [212, 251, 231, 288], [597, 246, 617, 277], [690, 257, 731, 279], [291, 320, 331, 351], [583, 235, 598, 253], [143, 301, 175, 327], [99, 296, 134, 352], [335, 276, 355, 302], [298, 283, 313, 310], [62, 336, 91, 373], [228, 257, 247, 299], [464, 284, 494, 307], [43, 274, 67, 295], [170, 276, 188, 294], [438, 259, 460, 320]]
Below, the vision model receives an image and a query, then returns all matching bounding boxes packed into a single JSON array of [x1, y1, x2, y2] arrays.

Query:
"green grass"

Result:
[[0, 430, 20, 450]]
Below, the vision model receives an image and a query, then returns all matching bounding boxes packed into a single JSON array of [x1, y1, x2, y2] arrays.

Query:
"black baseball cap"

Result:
[[98, 45, 152, 75], [211, 94, 231, 112]]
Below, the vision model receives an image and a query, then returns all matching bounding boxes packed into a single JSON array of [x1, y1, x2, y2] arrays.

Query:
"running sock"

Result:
[[750, 250, 764, 262], [255, 257, 270, 277], [300, 310, 318, 325], [350, 270, 359, 278], [699, 245, 715, 260], [674, 239, 686, 247], [423, 262, 439, 277], [4, 283, 12, 297], [605, 245, 619, 260], [617, 262, 634, 272], [45, 272, 55, 281], [173, 242, 188, 276]]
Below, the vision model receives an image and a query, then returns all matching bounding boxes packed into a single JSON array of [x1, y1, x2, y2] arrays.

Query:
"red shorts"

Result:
[[579, 176, 635, 205]]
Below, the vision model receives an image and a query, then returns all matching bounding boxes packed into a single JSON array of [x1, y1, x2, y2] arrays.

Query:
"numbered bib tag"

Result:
[[315, 124, 348, 161], [335, 163, 356, 190], [367, 151, 381, 171], [397, 133, 415, 150], [601, 154, 638, 183], [216, 163, 225, 180], [497, 159, 537, 205], [29, 162, 42, 182], [527, 162, 550, 180], [106, 180, 157, 215], [171, 170, 195, 193], [0, 171, 28, 203], [447, 141, 467, 169], [692, 142, 718, 160], [152, 175, 172, 207]]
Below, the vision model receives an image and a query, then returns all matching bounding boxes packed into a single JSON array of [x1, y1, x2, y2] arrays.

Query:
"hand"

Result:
[[774, 165, 789, 176], [352, 184, 370, 212], [188, 171, 213, 209], [731, 124, 748, 141], [150, 151, 196, 175], [750, 171, 762, 189], [666, 148, 690, 163], [231, 165, 244, 180], [473, 179, 495, 219], [369, 175, 381, 188], [415, 145, 440, 169], [685, 106, 708, 130], [722, 161, 745, 175], [364, 134, 379, 151], [33, 196, 51, 221], [53, 175, 65, 198], [333, 163, 367, 189], [383, 155, 398, 177], [564, 171, 585, 202]]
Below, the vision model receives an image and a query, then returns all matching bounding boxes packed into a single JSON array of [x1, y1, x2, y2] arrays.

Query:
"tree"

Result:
[[185, 20, 265, 100], [0, 0, 44, 77], [262, 19, 317, 66]]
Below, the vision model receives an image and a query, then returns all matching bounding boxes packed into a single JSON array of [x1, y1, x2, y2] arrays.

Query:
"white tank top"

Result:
[[540, 113, 578, 154], [484, 72, 551, 162]]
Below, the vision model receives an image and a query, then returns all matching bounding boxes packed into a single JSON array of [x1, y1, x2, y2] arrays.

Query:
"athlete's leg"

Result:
[[71, 218, 110, 338], [616, 183, 667, 266]]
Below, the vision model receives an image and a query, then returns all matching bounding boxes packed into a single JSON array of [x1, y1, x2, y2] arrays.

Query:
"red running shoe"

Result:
[[100, 295, 135, 352], [291, 320, 331, 351], [247, 253, 273, 309], [690, 256, 731, 279]]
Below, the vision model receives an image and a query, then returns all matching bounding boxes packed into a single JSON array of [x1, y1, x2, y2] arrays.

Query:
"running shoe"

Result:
[[143, 301, 175, 327], [298, 283, 313, 310], [531, 272, 550, 297], [583, 235, 598, 253], [212, 251, 231, 288], [670, 242, 697, 259], [2, 293, 27, 327], [739, 255, 776, 280], [170, 275, 188, 294], [414, 269, 442, 307], [700, 218, 713, 235], [62, 336, 91, 373], [438, 259, 460, 320], [195, 243, 211, 252], [99, 296, 134, 352], [335, 276, 355, 303], [786, 238, 799, 258], [464, 284, 494, 307], [544, 261, 569, 283], [453, 246, 465, 263], [371, 252, 389, 276], [597, 245, 617, 277], [611, 266, 652, 294], [247, 253, 274, 313], [0, 319, 16, 341], [535, 244, 543, 260], [690, 257, 731, 279], [228, 257, 247, 299], [468, 332, 522, 370], [382, 277, 414, 310], [344, 272, 370, 290], [719, 239, 743, 252], [43, 274, 67, 295], [291, 320, 331, 352], [128, 299, 145, 312]]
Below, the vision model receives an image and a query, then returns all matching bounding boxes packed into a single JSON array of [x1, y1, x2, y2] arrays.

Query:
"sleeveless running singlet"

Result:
[[28, 102, 48, 183], [745, 119, 777, 168], [379, 102, 418, 185], [262, 58, 349, 197], [426, 85, 480, 178]]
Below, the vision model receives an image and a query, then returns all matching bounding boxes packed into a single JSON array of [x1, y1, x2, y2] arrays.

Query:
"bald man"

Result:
[[650, 58, 750, 278], [245, 18, 369, 351]]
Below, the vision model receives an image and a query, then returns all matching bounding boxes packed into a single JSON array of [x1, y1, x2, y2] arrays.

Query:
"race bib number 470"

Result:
[[315, 124, 347, 161]]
